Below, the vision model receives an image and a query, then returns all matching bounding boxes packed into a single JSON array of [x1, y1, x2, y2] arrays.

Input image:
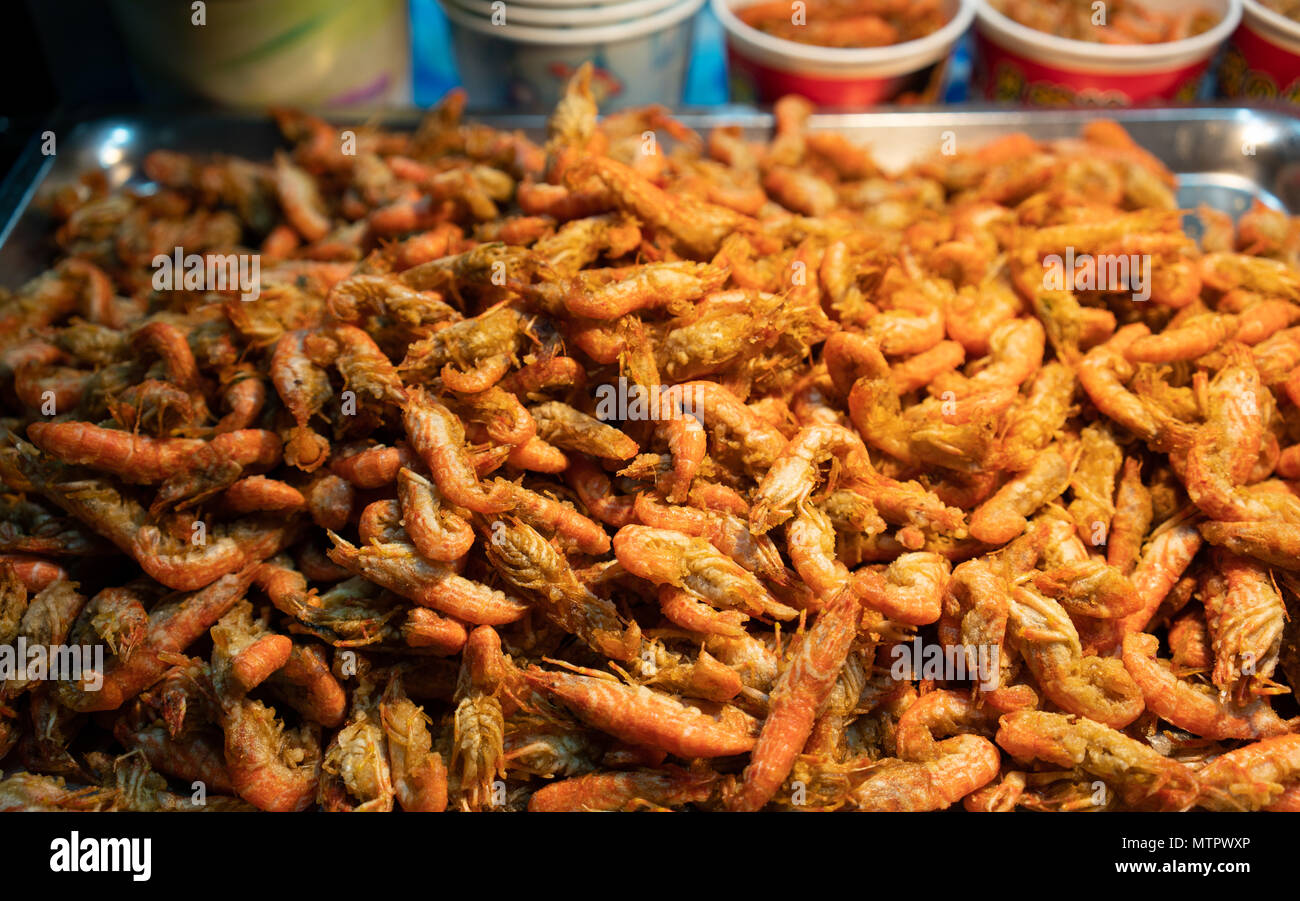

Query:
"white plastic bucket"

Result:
[[487, 0, 654, 9], [442, 0, 705, 110], [444, 0, 682, 27]]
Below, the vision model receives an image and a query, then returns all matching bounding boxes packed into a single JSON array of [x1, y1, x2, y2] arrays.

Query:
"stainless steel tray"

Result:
[[4, 104, 1300, 289]]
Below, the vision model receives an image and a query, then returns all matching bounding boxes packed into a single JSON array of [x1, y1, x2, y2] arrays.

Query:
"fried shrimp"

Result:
[[4, 69, 1300, 813]]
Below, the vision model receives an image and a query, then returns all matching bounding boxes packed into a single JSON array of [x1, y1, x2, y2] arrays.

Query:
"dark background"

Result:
[[1, 0, 139, 179]]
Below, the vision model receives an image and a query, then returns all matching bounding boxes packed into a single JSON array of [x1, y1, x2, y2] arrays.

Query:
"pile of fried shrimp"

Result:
[[2, 69, 1300, 813]]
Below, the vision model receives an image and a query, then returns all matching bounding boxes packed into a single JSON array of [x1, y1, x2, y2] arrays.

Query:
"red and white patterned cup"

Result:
[[973, 0, 1242, 105], [715, 0, 975, 107], [1219, 0, 1300, 102]]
